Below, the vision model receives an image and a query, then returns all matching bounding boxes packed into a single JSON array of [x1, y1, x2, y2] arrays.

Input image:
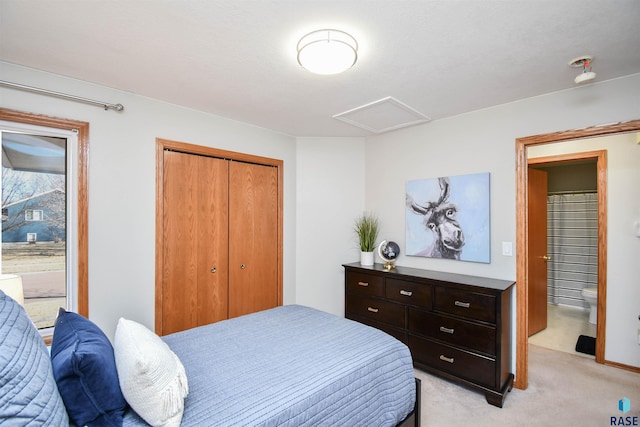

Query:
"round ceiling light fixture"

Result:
[[569, 55, 596, 84], [297, 29, 358, 75]]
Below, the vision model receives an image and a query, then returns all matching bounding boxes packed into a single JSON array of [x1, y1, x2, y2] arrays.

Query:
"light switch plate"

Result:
[[502, 241, 513, 256]]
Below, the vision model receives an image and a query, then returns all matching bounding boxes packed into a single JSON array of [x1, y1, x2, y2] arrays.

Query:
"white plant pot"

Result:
[[360, 251, 375, 266]]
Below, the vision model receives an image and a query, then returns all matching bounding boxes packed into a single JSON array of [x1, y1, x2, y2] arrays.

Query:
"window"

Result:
[[25, 210, 44, 221], [0, 108, 89, 341], [2, 130, 70, 331]]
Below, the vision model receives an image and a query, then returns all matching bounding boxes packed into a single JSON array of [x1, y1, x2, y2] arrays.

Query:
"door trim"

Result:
[[155, 138, 284, 333], [515, 119, 640, 390]]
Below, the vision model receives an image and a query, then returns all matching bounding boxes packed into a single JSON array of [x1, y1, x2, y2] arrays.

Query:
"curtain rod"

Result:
[[0, 80, 124, 112]]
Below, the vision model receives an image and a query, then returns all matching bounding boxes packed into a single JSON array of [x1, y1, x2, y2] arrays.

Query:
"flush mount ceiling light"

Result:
[[569, 55, 596, 84], [297, 29, 358, 75]]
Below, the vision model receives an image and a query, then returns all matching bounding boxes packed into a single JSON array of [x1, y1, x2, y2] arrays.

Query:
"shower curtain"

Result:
[[547, 192, 598, 308]]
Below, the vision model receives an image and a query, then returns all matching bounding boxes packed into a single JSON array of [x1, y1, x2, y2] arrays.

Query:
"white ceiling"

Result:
[[1, 0, 639, 137]]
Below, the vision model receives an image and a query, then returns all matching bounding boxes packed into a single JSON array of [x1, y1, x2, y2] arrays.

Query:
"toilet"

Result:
[[581, 287, 598, 324]]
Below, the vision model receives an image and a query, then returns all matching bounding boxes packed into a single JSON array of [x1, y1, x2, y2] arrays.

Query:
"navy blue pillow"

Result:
[[51, 308, 127, 426]]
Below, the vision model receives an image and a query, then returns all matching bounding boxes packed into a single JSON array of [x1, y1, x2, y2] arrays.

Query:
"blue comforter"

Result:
[[123, 304, 415, 426]]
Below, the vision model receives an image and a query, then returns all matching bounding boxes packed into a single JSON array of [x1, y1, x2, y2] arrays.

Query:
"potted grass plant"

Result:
[[354, 213, 379, 266]]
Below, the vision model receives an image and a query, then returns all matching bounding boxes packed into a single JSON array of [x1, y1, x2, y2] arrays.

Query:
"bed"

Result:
[[0, 291, 419, 427], [123, 304, 419, 426]]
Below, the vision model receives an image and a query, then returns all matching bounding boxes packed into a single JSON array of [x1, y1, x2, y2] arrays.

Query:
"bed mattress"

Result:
[[123, 304, 415, 426]]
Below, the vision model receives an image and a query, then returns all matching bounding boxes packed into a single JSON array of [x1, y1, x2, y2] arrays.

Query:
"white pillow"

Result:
[[114, 318, 189, 427]]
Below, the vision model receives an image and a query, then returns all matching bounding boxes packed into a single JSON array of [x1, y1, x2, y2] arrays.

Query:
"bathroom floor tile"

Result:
[[528, 304, 597, 358]]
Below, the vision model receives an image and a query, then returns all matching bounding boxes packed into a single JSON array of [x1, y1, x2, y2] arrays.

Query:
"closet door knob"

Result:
[[210, 266, 217, 273], [240, 264, 246, 270]]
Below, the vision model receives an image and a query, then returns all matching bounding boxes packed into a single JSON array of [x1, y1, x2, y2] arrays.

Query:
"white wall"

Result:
[[3, 59, 639, 368], [529, 133, 640, 367], [363, 73, 640, 368], [0, 62, 297, 340], [295, 137, 365, 316]]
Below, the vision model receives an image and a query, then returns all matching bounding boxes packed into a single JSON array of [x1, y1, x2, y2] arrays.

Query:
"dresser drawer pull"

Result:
[[399, 290, 413, 297], [357, 281, 369, 287], [439, 355, 455, 364], [367, 307, 379, 313], [439, 326, 455, 334], [454, 300, 471, 308]]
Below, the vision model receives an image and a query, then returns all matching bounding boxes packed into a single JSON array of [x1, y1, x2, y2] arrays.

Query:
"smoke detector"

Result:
[[569, 55, 596, 84]]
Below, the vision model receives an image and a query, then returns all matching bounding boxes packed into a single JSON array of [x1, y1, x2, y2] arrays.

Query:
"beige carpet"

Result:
[[415, 344, 640, 426]]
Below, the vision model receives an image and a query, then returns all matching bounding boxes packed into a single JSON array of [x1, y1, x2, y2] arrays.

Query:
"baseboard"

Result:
[[604, 359, 640, 374]]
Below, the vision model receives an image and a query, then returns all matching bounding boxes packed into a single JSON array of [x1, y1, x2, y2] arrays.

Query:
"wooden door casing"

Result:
[[516, 122, 629, 389]]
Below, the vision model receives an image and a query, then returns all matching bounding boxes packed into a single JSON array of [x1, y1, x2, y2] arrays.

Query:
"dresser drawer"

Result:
[[408, 309, 496, 356], [385, 278, 432, 309], [408, 335, 496, 389], [345, 294, 405, 329], [434, 286, 496, 323], [346, 271, 384, 297]]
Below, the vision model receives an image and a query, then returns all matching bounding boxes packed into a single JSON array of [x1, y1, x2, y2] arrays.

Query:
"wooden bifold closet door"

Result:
[[228, 161, 279, 318], [157, 140, 282, 335]]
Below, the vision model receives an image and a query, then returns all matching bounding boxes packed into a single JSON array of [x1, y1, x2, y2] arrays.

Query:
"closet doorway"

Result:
[[155, 139, 283, 335]]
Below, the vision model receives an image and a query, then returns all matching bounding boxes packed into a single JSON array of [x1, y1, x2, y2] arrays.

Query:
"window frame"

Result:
[[0, 108, 89, 343]]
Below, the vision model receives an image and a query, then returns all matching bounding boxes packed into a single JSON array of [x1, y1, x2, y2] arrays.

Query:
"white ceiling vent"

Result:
[[333, 97, 431, 134]]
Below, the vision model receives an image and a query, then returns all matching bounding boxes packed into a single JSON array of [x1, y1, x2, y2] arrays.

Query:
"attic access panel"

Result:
[[333, 97, 431, 134]]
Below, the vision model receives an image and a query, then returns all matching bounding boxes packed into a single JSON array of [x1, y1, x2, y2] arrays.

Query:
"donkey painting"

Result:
[[406, 177, 465, 259]]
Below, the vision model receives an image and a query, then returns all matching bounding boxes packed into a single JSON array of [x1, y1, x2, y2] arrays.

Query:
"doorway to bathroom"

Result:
[[515, 120, 640, 390], [526, 157, 599, 358]]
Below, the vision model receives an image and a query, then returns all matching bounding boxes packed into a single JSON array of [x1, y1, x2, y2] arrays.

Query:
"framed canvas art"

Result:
[[406, 172, 490, 263]]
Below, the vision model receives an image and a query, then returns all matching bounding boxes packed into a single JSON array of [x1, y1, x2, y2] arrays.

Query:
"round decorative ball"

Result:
[[377, 240, 400, 269]]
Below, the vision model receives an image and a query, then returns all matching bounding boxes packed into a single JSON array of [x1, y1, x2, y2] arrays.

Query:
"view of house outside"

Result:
[[2, 134, 67, 330]]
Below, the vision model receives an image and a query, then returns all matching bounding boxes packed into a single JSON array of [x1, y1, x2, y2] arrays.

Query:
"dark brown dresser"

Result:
[[343, 262, 515, 407]]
